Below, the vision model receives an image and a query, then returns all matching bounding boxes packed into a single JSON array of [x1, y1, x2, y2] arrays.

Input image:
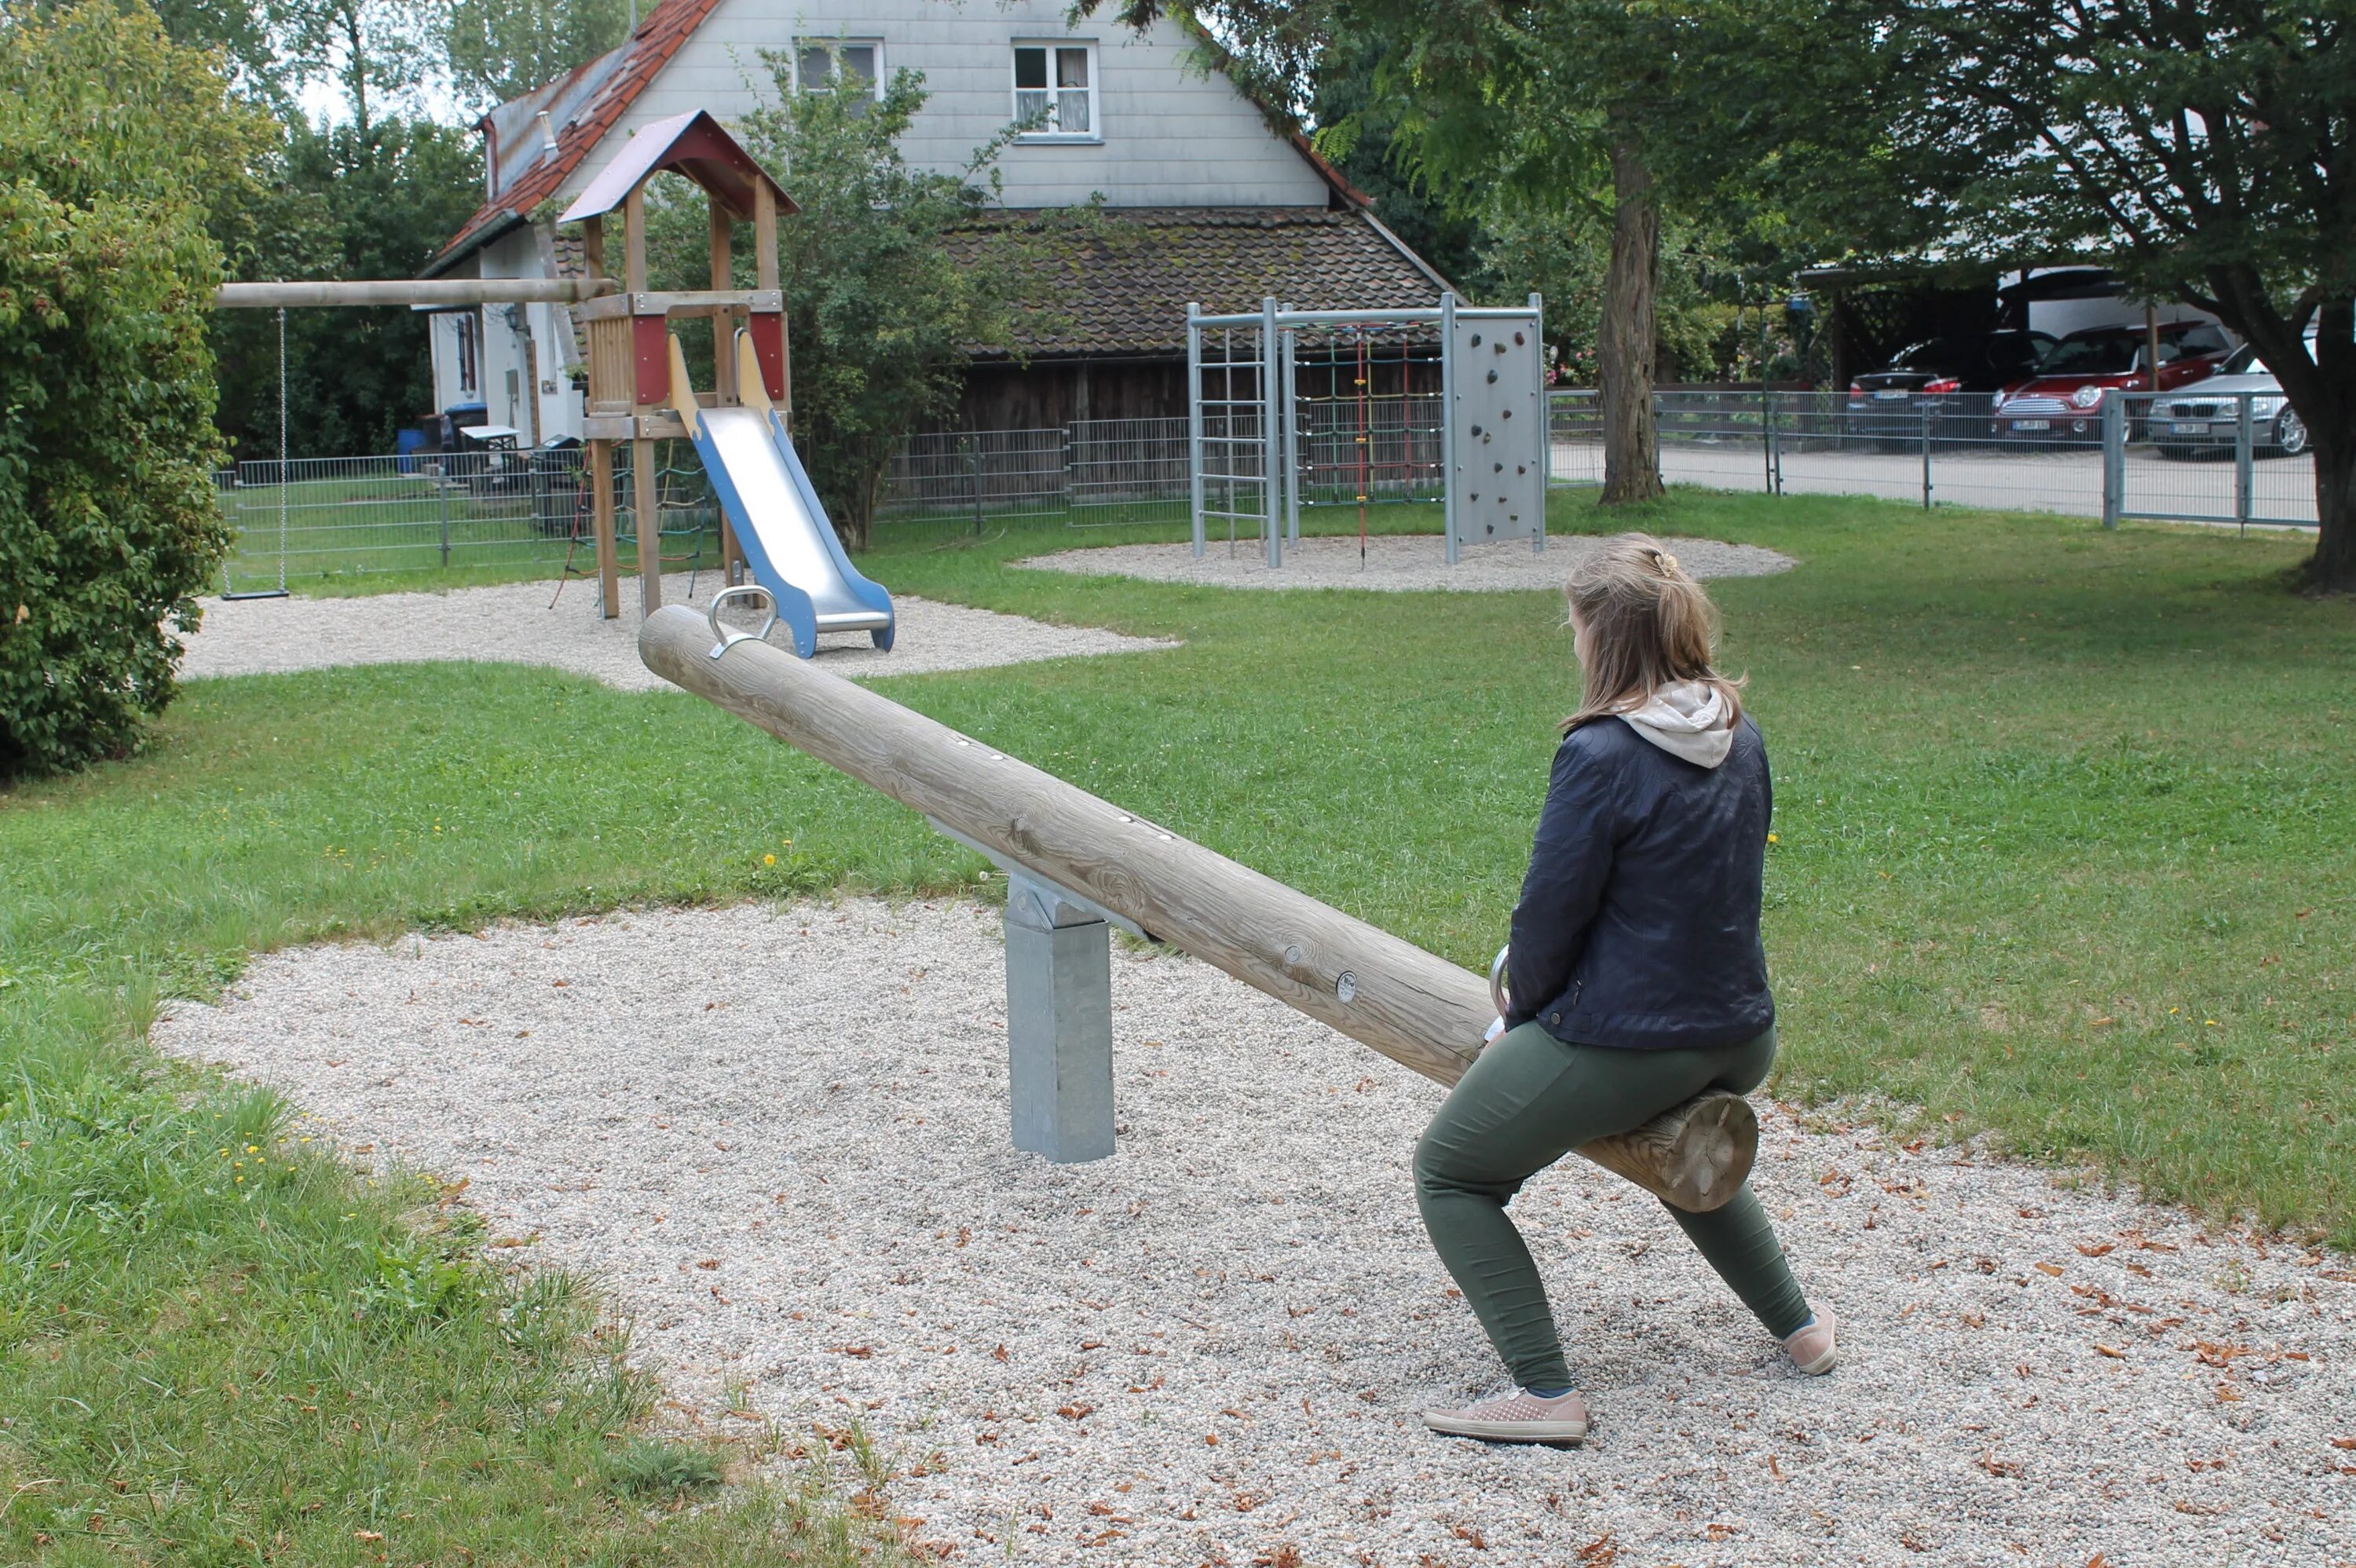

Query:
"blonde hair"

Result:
[[1559, 533, 1744, 735]]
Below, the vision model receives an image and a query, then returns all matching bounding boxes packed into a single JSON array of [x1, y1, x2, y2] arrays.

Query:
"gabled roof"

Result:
[[559, 110, 794, 225], [425, 0, 723, 277], [955, 208, 1451, 360]]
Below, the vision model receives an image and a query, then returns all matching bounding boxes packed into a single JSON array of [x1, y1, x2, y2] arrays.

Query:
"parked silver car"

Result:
[[2153, 336, 2314, 459]]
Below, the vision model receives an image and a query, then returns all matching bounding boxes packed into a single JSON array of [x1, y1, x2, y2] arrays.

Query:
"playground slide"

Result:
[[671, 335, 894, 658]]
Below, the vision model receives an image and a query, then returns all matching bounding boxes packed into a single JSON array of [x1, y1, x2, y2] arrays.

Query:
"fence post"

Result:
[[1919, 401, 1933, 510], [2234, 392, 2255, 536], [1441, 291, 1460, 563], [1260, 296, 1282, 568], [438, 470, 452, 567], [2101, 395, 2124, 528], [968, 437, 984, 535], [1187, 302, 1205, 557], [1762, 389, 1776, 495]]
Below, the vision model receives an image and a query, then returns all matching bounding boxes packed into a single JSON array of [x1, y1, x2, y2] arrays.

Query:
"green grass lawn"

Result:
[[5, 484, 2351, 1560]]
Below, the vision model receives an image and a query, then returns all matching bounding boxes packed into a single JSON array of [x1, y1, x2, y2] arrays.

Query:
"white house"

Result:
[[421, 0, 1449, 440]]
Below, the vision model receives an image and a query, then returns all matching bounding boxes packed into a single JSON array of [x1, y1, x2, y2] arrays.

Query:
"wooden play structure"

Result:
[[638, 603, 1759, 1208], [214, 109, 802, 625], [560, 110, 794, 621]]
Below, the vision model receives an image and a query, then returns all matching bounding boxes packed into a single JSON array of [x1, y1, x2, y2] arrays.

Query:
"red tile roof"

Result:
[[425, 0, 723, 277]]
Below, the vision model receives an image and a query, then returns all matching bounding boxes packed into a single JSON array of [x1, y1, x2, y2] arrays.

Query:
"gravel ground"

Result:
[[1018, 533, 1794, 593], [177, 573, 1173, 689], [155, 900, 2354, 1567]]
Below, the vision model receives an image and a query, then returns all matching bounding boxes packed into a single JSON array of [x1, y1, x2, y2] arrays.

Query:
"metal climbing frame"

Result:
[[1187, 294, 1548, 565], [1186, 301, 1282, 565]]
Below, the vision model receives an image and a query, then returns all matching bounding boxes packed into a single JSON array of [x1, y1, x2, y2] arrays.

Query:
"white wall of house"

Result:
[[577, 0, 1326, 210], [426, 230, 585, 442]]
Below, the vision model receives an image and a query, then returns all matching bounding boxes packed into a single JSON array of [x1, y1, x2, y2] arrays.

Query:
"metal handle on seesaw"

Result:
[[1488, 944, 1511, 1020], [707, 584, 778, 659]]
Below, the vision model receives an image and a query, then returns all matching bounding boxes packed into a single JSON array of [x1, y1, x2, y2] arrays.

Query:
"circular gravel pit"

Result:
[[155, 900, 2353, 1567], [177, 572, 1174, 690], [1019, 533, 1794, 593]]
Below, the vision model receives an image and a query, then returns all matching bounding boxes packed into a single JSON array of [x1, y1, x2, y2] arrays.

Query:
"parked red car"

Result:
[[1989, 321, 2235, 440]]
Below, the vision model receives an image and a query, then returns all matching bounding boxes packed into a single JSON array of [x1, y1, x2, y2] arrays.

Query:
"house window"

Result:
[[796, 38, 881, 104], [455, 312, 479, 396], [1013, 42, 1097, 139]]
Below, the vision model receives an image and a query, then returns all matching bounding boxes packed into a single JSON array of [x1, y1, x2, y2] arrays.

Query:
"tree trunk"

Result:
[[2309, 416, 2356, 594], [1598, 137, 1663, 506]]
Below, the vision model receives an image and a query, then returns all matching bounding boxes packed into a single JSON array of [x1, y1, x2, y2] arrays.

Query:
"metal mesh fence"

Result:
[[217, 445, 723, 595], [218, 392, 2323, 590], [1549, 388, 2318, 528]]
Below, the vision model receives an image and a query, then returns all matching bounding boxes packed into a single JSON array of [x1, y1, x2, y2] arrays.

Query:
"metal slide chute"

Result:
[[665, 334, 894, 657]]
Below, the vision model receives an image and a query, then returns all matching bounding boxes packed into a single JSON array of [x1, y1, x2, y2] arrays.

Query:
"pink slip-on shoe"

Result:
[[1782, 1305, 1838, 1375], [1422, 1387, 1590, 1445]]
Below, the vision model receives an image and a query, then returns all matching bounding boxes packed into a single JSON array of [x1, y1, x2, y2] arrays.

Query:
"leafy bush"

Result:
[[0, 4, 265, 777]]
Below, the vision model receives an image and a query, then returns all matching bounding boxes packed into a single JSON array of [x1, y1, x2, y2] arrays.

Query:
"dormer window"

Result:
[[1013, 42, 1098, 141], [796, 38, 881, 105]]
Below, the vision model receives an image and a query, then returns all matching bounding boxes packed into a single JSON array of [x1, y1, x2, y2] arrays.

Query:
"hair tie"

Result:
[[1652, 548, 1679, 575]]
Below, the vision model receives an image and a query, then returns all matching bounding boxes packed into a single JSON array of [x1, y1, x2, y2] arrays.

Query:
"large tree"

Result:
[[1094, 0, 1729, 505], [442, 0, 631, 111], [1727, 0, 2356, 592]]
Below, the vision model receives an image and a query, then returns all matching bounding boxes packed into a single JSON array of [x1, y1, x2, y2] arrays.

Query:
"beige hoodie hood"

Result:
[[1622, 679, 1736, 768]]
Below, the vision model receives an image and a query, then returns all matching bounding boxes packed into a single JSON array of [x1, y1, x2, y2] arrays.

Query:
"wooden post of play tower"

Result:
[[560, 111, 796, 619]]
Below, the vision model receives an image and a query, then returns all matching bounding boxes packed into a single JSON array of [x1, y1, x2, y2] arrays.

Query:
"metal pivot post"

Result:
[[1003, 868, 1117, 1164]]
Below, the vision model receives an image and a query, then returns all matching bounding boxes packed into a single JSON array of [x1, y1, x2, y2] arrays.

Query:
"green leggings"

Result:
[[1413, 1022, 1809, 1393]]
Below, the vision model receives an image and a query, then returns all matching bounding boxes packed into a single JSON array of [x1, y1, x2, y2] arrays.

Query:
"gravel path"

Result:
[[1018, 533, 1794, 592], [155, 901, 2354, 1567], [177, 574, 1173, 689]]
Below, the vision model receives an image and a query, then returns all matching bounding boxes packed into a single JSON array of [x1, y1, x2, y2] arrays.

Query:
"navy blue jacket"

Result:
[[1504, 713, 1774, 1051]]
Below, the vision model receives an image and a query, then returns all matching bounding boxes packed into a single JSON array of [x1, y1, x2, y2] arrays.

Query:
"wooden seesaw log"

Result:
[[638, 604, 1757, 1211]]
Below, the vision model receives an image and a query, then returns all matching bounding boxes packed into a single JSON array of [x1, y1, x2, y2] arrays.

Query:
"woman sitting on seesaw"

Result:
[[1418, 532, 1835, 1446]]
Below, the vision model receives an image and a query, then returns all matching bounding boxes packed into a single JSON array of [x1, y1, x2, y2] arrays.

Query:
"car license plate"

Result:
[[2168, 421, 2210, 435], [1872, 389, 1910, 400], [2010, 419, 2050, 431]]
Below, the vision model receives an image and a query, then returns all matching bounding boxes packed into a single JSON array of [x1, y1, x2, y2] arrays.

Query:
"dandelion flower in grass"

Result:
[[763, 853, 777, 866], [1767, 833, 1780, 844]]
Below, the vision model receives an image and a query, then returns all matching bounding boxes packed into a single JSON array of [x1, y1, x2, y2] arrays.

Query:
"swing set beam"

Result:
[[214, 279, 616, 309]]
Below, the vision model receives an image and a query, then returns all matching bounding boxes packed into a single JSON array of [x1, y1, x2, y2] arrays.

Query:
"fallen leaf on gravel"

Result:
[[1976, 1454, 2024, 1478], [991, 1344, 1008, 1361], [2036, 1263, 2065, 1277], [695, 1259, 719, 1270], [2331, 1437, 2356, 1450], [1056, 1404, 1094, 1420], [834, 1345, 874, 1358], [2094, 1345, 2125, 1359], [1575, 1533, 1617, 1566], [2077, 1243, 2115, 1256], [2191, 1340, 2250, 1366]]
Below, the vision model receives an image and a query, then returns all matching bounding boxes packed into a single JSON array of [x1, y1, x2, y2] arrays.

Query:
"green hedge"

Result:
[[0, 5, 254, 777]]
